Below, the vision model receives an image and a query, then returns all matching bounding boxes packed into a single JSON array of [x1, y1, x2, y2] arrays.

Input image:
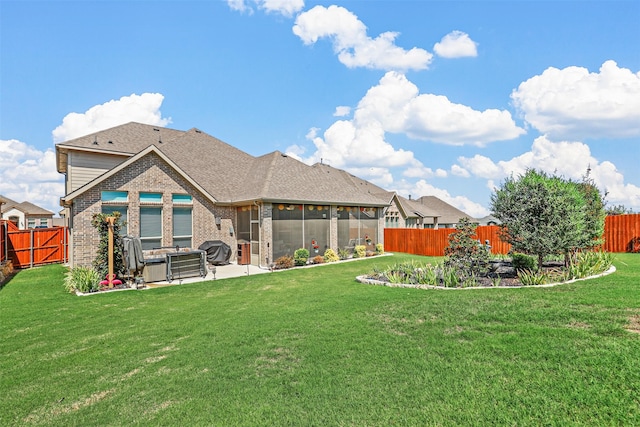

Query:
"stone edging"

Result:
[[356, 265, 617, 290]]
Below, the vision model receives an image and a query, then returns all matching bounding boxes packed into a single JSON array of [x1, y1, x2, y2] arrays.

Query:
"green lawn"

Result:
[[1, 254, 639, 426]]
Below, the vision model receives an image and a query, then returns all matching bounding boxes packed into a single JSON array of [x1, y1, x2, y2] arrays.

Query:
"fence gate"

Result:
[[2, 225, 69, 269]]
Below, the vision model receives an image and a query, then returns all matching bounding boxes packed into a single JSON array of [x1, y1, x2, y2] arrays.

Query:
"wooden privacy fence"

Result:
[[604, 214, 640, 253], [0, 222, 69, 268], [384, 213, 640, 256], [384, 225, 511, 257]]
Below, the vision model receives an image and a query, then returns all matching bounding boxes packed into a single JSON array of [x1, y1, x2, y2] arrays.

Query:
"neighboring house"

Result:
[[56, 122, 390, 269], [385, 194, 440, 229], [384, 194, 474, 229], [413, 196, 475, 228], [477, 214, 501, 226], [0, 195, 54, 229]]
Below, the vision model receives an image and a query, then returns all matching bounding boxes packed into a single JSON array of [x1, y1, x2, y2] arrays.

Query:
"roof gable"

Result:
[[60, 145, 218, 206], [416, 196, 474, 223]]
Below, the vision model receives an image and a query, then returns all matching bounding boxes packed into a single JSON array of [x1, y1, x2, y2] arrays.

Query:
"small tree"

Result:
[[91, 211, 126, 280], [444, 217, 489, 280], [490, 169, 602, 269]]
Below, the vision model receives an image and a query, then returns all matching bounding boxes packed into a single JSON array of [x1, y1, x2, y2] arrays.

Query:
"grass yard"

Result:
[[1, 253, 639, 426]]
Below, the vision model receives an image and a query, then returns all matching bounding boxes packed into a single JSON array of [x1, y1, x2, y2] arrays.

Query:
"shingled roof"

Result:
[[415, 196, 474, 224], [394, 195, 440, 219], [57, 122, 390, 207], [0, 195, 54, 216]]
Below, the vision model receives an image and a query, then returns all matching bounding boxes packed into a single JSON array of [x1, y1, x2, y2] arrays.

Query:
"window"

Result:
[[172, 194, 192, 204], [140, 192, 162, 203], [140, 207, 162, 250], [173, 206, 192, 248], [28, 218, 36, 228], [101, 191, 129, 234], [101, 191, 128, 203]]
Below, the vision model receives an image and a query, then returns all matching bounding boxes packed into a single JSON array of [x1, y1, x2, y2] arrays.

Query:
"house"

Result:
[[56, 122, 390, 269], [413, 196, 475, 228], [477, 214, 501, 226], [384, 194, 475, 229], [385, 194, 440, 229], [0, 195, 55, 229]]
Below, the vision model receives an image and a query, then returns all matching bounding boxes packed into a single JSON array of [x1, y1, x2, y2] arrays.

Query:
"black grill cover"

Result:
[[198, 240, 232, 265]]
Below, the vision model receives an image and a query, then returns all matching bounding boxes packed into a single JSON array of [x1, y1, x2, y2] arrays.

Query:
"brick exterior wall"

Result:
[[70, 152, 237, 268]]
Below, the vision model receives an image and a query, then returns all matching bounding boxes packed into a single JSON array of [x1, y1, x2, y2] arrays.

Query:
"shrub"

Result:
[[444, 217, 489, 279], [312, 255, 324, 264], [338, 248, 351, 260], [375, 243, 384, 255], [569, 250, 614, 279], [517, 269, 548, 286], [323, 249, 340, 263], [91, 211, 126, 281], [274, 255, 294, 270], [64, 266, 101, 293], [293, 248, 309, 266], [511, 253, 537, 272], [353, 245, 366, 258]]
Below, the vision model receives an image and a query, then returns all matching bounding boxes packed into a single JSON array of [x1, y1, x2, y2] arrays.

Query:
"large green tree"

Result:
[[490, 169, 604, 269]]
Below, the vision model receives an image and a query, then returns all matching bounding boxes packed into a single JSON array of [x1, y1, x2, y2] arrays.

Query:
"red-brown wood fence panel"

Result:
[[384, 214, 640, 256], [3, 226, 69, 269], [0, 221, 5, 263], [604, 214, 640, 253], [384, 226, 511, 257]]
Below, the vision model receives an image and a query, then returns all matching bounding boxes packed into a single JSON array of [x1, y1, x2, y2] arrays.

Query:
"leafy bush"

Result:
[[64, 266, 101, 293], [274, 255, 294, 270], [323, 248, 340, 263], [312, 255, 324, 264], [511, 253, 537, 272], [293, 248, 309, 266], [375, 243, 384, 255], [353, 245, 366, 258]]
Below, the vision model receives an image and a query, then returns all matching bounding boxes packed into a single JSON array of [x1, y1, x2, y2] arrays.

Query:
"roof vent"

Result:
[[108, 140, 113, 144], [281, 153, 288, 158], [195, 129, 202, 133], [153, 128, 160, 131], [93, 137, 98, 145]]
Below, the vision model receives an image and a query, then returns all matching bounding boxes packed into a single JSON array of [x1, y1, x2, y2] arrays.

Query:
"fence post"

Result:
[[30, 229, 34, 268]]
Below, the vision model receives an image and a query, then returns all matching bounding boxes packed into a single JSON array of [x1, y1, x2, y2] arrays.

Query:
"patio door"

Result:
[[237, 205, 261, 266]]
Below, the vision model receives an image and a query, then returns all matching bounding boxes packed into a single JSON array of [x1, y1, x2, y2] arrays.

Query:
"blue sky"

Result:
[[1, 0, 639, 217]]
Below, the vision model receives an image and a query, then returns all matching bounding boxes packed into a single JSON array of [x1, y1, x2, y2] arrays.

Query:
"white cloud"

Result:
[[354, 71, 524, 146], [293, 5, 432, 71], [456, 135, 640, 211], [52, 93, 171, 143], [227, 0, 251, 14], [227, 0, 303, 17], [0, 139, 64, 215], [511, 60, 640, 139], [394, 179, 489, 218], [451, 164, 470, 178], [433, 31, 478, 58], [333, 106, 351, 117], [302, 118, 420, 169]]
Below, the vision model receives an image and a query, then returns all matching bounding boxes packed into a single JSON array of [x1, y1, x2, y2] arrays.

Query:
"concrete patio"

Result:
[[144, 262, 271, 288]]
